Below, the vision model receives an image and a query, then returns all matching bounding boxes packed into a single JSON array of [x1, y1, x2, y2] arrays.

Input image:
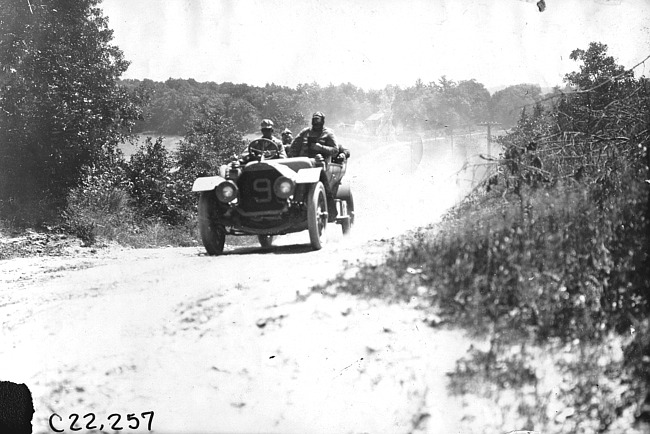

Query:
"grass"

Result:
[[318, 171, 648, 433]]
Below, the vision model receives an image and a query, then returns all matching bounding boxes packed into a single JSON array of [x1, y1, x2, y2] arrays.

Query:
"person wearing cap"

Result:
[[259, 119, 286, 158], [281, 128, 293, 154], [238, 119, 286, 163], [288, 112, 339, 159]]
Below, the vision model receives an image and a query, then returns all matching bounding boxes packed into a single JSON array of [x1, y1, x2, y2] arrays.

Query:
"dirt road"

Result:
[[1, 137, 490, 434]]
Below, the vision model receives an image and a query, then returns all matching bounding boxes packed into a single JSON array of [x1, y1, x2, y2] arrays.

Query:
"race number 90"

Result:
[[252, 178, 272, 203]]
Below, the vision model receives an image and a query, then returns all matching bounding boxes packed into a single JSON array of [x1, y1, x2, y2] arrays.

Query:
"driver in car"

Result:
[[259, 119, 286, 158], [239, 119, 287, 163]]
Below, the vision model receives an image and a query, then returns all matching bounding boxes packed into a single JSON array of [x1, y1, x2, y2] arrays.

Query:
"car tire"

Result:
[[198, 191, 226, 255], [307, 182, 328, 250], [336, 183, 354, 235], [340, 197, 354, 234], [258, 235, 274, 248]]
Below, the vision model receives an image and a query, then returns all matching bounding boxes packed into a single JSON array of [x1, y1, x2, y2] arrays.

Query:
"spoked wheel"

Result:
[[307, 182, 328, 250], [336, 183, 355, 235], [340, 193, 355, 235], [198, 191, 226, 255], [258, 234, 274, 248]]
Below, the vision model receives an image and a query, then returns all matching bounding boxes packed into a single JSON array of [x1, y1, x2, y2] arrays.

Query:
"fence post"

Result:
[[478, 121, 500, 157]]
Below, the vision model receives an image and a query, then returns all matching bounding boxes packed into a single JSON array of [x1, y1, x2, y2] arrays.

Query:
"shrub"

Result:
[[126, 137, 189, 225], [63, 158, 135, 246], [334, 42, 650, 431]]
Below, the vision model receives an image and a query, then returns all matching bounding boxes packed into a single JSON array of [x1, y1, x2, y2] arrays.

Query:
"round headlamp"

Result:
[[273, 176, 295, 199], [215, 180, 238, 203]]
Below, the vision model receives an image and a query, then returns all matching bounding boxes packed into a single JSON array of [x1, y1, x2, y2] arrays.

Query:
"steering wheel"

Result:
[[248, 138, 280, 159]]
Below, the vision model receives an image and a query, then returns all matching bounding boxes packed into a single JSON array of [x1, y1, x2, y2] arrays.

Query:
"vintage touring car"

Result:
[[192, 138, 354, 255]]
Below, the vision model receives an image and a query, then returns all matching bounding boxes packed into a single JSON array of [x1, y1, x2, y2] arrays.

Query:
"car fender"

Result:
[[335, 179, 352, 200], [192, 175, 226, 192], [295, 167, 322, 184]]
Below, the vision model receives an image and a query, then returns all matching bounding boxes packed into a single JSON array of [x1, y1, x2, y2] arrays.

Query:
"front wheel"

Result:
[[198, 191, 226, 255], [307, 182, 328, 250]]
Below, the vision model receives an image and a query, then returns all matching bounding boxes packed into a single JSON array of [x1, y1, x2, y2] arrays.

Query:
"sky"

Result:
[[100, 0, 650, 91]]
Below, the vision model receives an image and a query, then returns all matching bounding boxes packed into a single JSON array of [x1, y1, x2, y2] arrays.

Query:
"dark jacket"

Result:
[[288, 127, 338, 158]]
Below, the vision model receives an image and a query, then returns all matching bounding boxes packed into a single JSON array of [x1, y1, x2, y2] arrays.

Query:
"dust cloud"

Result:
[[340, 131, 492, 241]]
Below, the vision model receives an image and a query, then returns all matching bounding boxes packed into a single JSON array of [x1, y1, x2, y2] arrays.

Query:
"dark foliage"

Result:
[[490, 84, 543, 127], [123, 76, 521, 137], [392, 77, 492, 131], [123, 79, 315, 136], [0, 0, 144, 218], [126, 137, 185, 225]]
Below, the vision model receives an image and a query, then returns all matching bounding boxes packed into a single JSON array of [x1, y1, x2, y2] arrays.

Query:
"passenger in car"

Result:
[[288, 112, 338, 159], [289, 112, 353, 221], [333, 143, 350, 163], [281, 128, 293, 155]]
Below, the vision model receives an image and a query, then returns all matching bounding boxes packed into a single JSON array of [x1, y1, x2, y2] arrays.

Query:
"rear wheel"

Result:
[[340, 199, 352, 234], [347, 193, 355, 227], [198, 191, 226, 255], [307, 182, 328, 250], [258, 234, 274, 248], [337, 184, 355, 235]]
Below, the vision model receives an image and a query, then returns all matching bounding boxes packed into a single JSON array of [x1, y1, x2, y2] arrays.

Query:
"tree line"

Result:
[[0, 0, 545, 221], [121, 77, 545, 136]]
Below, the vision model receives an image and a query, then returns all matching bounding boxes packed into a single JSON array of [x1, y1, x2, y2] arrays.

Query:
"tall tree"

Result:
[[454, 79, 491, 124], [558, 42, 636, 133], [0, 0, 143, 212], [175, 107, 244, 178], [564, 42, 634, 93], [490, 84, 542, 127]]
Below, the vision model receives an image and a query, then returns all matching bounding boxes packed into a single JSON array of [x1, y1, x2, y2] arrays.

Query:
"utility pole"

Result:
[[450, 127, 454, 154], [445, 125, 454, 156], [478, 121, 500, 157]]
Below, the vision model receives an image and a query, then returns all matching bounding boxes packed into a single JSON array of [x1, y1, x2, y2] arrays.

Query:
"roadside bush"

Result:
[[170, 107, 245, 215], [62, 107, 245, 247], [126, 137, 190, 225], [334, 42, 650, 432], [63, 165, 197, 248], [176, 107, 244, 177], [62, 157, 134, 246], [0, 195, 61, 229]]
